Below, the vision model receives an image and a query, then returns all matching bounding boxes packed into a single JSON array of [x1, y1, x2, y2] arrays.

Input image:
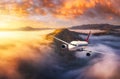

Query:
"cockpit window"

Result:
[[78, 44, 87, 46], [70, 43, 77, 46]]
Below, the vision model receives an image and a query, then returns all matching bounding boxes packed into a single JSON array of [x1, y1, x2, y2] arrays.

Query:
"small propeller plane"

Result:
[[54, 31, 92, 56]]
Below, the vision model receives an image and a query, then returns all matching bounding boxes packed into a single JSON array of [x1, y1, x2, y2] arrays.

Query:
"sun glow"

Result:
[[0, 15, 27, 29], [0, 14, 53, 30]]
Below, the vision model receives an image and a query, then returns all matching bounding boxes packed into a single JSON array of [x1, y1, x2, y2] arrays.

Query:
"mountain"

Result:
[[19, 26, 54, 31], [69, 24, 120, 36], [0, 26, 54, 31], [70, 24, 120, 30]]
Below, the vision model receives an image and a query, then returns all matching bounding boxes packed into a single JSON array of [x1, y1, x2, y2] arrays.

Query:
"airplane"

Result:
[[54, 31, 92, 56]]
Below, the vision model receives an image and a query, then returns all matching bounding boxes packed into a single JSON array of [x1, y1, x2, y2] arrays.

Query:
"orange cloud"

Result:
[[0, 0, 119, 19]]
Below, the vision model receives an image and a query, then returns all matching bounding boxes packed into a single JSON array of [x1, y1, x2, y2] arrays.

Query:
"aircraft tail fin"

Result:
[[86, 31, 91, 42]]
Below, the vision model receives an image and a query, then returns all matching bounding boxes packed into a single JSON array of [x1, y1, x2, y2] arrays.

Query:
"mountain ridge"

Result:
[[70, 24, 120, 30]]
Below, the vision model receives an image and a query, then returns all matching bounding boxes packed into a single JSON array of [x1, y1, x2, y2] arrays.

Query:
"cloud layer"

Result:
[[0, 0, 120, 18], [0, 30, 119, 79], [0, 0, 120, 26]]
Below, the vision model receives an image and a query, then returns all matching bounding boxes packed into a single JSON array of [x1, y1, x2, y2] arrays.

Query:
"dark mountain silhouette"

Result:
[[70, 24, 120, 30], [70, 24, 120, 36], [20, 26, 54, 31], [0, 26, 54, 31]]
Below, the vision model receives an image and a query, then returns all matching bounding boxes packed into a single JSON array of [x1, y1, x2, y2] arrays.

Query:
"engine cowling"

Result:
[[75, 51, 92, 58], [61, 44, 67, 49], [86, 52, 91, 56]]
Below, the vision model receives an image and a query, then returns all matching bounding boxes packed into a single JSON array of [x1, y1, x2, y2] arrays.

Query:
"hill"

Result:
[[70, 24, 120, 36], [70, 24, 120, 30]]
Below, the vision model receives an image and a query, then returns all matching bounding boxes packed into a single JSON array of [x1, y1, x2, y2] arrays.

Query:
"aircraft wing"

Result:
[[54, 37, 70, 45], [54, 37, 82, 46]]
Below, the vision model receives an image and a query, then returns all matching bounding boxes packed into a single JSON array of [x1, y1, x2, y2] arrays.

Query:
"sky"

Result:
[[0, 0, 120, 29]]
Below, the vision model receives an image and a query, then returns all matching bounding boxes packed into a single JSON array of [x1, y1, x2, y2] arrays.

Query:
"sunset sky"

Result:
[[0, 1, 119, 79], [0, 0, 120, 29]]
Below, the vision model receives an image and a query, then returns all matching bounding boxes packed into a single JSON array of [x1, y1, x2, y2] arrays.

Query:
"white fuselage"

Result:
[[68, 41, 88, 51]]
